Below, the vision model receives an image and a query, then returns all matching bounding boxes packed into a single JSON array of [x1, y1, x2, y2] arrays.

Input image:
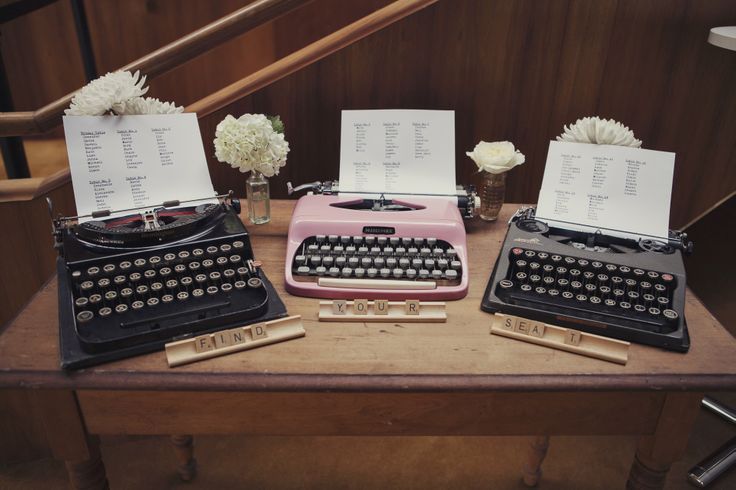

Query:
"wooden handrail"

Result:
[[0, 0, 311, 137], [188, 0, 437, 118]]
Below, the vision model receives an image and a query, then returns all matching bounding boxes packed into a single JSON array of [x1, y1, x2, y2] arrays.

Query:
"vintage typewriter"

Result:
[[50, 192, 287, 369], [284, 181, 479, 300], [482, 207, 693, 352]]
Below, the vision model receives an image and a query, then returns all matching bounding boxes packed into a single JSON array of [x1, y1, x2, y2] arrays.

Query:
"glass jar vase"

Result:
[[246, 170, 271, 224], [479, 171, 507, 221]]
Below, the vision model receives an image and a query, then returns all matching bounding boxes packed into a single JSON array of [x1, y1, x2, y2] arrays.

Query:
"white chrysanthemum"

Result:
[[65, 70, 148, 116], [557, 117, 642, 147], [213, 114, 290, 177], [118, 97, 184, 115]]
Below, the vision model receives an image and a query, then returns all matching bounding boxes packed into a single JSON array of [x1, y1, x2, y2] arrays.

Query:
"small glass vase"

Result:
[[479, 171, 507, 221], [246, 170, 271, 224]]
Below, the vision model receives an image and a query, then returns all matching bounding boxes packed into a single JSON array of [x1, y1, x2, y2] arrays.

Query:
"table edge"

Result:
[[1, 371, 734, 392]]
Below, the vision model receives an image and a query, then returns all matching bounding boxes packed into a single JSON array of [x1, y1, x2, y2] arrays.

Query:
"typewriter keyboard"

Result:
[[496, 247, 681, 332], [291, 235, 463, 285], [68, 237, 269, 350]]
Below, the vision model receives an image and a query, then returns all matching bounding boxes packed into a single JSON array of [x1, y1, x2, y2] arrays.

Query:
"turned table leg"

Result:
[[522, 435, 550, 487], [170, 434, 197, 481], [626, 392, 703, 490], [32, 390, 109, 490]]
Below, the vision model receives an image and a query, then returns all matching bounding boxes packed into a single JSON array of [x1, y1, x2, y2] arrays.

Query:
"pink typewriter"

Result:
[[284, 181, 478, 300]]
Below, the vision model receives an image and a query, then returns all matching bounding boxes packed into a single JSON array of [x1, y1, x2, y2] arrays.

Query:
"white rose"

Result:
[[466, 141, 525, 174]]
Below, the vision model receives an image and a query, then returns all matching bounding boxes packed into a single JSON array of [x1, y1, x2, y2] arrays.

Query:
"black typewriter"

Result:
[[482, 207, 693, 352], [50, 192, 287, 369]]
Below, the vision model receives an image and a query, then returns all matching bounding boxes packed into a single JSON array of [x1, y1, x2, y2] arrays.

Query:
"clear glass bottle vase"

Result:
[[246, 170, 271, 224], [479, 171, 506, 221]]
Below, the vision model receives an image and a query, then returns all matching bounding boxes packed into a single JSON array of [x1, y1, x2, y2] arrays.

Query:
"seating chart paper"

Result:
[[339, 110, 456, 197], [63, 114, 216, 221], [536, 141, 675, 240]]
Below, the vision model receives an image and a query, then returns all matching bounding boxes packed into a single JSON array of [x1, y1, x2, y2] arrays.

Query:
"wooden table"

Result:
[[2, 201, 736, 489]]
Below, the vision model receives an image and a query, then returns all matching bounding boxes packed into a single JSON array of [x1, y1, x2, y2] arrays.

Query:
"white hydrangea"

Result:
[[213, 114, 290, 177], [557, 117, 642, 147], [65, 70, 148, 116], [118, 97, 184, 115]]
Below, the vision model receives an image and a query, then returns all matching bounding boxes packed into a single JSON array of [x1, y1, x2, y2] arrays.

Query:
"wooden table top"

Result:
[[1, 201, 735, 392]]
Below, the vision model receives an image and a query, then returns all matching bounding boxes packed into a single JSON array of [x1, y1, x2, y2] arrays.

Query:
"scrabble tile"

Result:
[[230, 328, 247, 345], [332, 300, 347, 315], [374, 299, 389, 315], [564, 329, 582, 346], [405, 300, 421, 315], [194, 334, 214, 353], [213, 330, 233, 348], [500, 315, 518, 331], [354, 299, 369, 315], [515, 319, 532, 335], [528, 322, 546, 338], [251, 323, 268, 340]]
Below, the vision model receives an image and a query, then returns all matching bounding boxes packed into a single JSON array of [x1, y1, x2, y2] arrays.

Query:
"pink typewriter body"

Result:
[[284, 194, 469, 300]]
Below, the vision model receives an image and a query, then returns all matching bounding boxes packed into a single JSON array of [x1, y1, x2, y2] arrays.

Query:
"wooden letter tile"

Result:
[[405, 300, 420, 315], [564, 329, 582, 346], [213, 330, 233, 348], [332, 300, 347, 315], [528, 322, 546, 338], [230, 328, 247, 345], [194, 334, 214, 353], [251, 323, 269, 340], [501, 315, 518, 331], [374, 299, 389, 315], [515, 319, 531, 335], [354, 299, 369, 315]]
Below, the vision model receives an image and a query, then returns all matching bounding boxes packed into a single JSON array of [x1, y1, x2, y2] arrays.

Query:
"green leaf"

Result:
[[268, 115, 285, 134]]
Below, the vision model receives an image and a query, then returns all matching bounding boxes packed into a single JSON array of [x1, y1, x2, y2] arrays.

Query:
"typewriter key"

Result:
[[99, 307, 112, 317], [543, 264, 554, 273], [543, 276, 555, 285], [75, 297, 89, 307], [562, 291, 573, 299], [218, 244, 231, 254], [424, 259, 435, 269], [524, 250, 536, 258], [223, 269, 235, 279], [611, 276, 623, 285], [202, 259, 214, 268], [657, 297, 669, 306], [132, 301, 145, 310], [354, 268, 366, 277], [129, 272, 142, 282], [569, 269, 581, 278], [144, 269, 156, 279], [207, 246, 218, 255], [346, 246, 357, 254], [328, 267, 340, 277], [181, 277, 193, 286], [90, 294, 102, 304], [114, 275, 126, 285], [663, 309, 678, 320], [591, 261, 603, 269], [564, 257, 576, 265], [529, 274, 541, 284], [551, 254, 562, 263], [450, 261, 462, 270], [221, 283, 233, 293], [247, 278, 263, 288], [628, 291, 639, 301], [548, 289, 560, 297], [151, 282, 163, 292], [661, 273, 674, 283], [328, 235, 339, 244], [115, 304, 129, 313], [386, 257, 397, 268], [71, 270, 82, 279], [515, 272, 527, 281], [149, 256, 161, 265], [333, 245, 345, 254], [444, 270, 458, 280], [625, 279, 637, 288], [377, 237, 388, 246], [147, 297, 159, 307], [643, 293, 655, 303], [134, 258, 146, 267], [419, 269, 430, 279], [367, 268, 378, 278], [381, 268, 392, 278], [136, 286, 148, 295], [633, 268, 645, 277], [162, 294, 174, 303], [605, 299, 616, 307], [193, 248, 204, 256], [583, 272, 594, 280], [537, 252, 549, 260], [121, 288, 133, 298], [209, 272, 221, 281], [620, 302, 631, 310], [577, 259, 589, 267], [336, 257, 348, 267], [557, 278, 569, 288], [647, 271, 660, 279], [529, 262, 540, 271], [160, 267, 172, 277], [634, 304, 646, 313], [521, 284, 533, 292], [87, 266, 100, 276], [430, 269, 442, 280], [164, 253, 176, 261], [433, 247, 443, 255], [576, 294, 588, 302], [178, 251, 191, 259], [103, 264, 115, 273], [206, 286, 218, 295], [447, 249, 457, 258], [345, 236, 357, 244], [323, 256, 335, 267], [605, 264, 617, 272], [371, 247, 382, 255], [420, 248, 432, 257], [535, 286, 547, 294], [98, 278, 110, 288], [597, 274, 609, 283], [342, 268, 354, 277], [585, 284, 596, 292], [195, 274, 207, 283], [105, 291, 118, 301], [649, 307, 661, 316], [437, 258, 448, 269], [216, 257, 228, 266], [499, 279, 514, 289], [189, 262, 201, 271], [654, 283, 667, 293], [201, 286, 214, 295], [599, 286, 611, 294], [315, 235, 326, 243], [406, 268, 417, 279], [619, 266, 631, 274], [590, 296, 602, 304], [613, 289, 625, 298], [296, 266, 310, 275], [570, 281, 582, 290]]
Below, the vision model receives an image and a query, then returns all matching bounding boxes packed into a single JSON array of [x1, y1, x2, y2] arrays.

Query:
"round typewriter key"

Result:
[[178, 250, 190, 260], [99, 307, 112, 317], [535, 286, 547, 294], [611, 276, 623, 285], [605, 264, 617, 272], [216, 257, 228, 266], [90, 294, 102, 304], [149, 256, 161, 265], [543, 276, 555, 285], [97, 278, 110, 288], [570, 281, 582, 290], [206, 246, 218, 255], [247, 277, 263, 289], [342, 267, 354, 277], [585, 284, 596, 292], [424, 258, 435, 269], [105, 291, 118, 301], [634, 304, 646, 313], [382, 268, 393, 278], [193, 288, 206, 297], [529, 262, 540, 271], [556, 266, 567, 275], [167, 279, 180, 288], [65, 309, 90, 329], [129, 272, 142, 282], [115, 304, 129, 313], [548, 289, 560, 297], [569, 269, 581, 278], [367, 268, 378, 278], [177, 292, 189, 301], [151, 282, 163, 292], [647, 271, 660, 279], [654, 284, 667, 293], [499, 279, 514, 289], [174, 264, 186, 273], [103, 263, 115, 273], [296, 266, 310, 275], [597, 274, 608, 283], [162, 294, 174, 303], [562, 291, 573, 299], [583, 271, 595, 280], [418, 269, 430, 279], [613, 289, 625, 298], [557, 278, 569, 288], [159, 267, 172, 277], [643, 293, 655, 303], [132, 300, 144, 310], [591, 261, 603, 269], [221, 283, 233, 292], [181, 277, 193, 286], [164, 253, 176, 261], [620, 301, 631, 310], [87, 266, 100, 276], [663, 309, 678, 320], [111, 275, 124, 285], [134, 258, 146, 267], [72, 270, 82, 279], [524, 250, 536, 259], [205, 285, 218, 295], [135, 286, 148, 295], [187, 262, 200, 272], [193, 248, 204, 256], [521, 284, 533, 292], [576, 294, 587, 302], [147, 297, 159, 307], [628, 291, 639, 301], [661, 273, 674, 283], [121, 288, 133, 298], [564, 257, 576, 265], [202, 259, 214, 268], [543, 264, 554, 273], [75, 297, 89, 307], [633, 268, 645, 277], [649, 307, 661, 316], [229, 254, 241, 264], [233, 240, 245, 250], [336, 257, 348, 267], [590, 296, 602, 304], [405, 268, 417, 279], [619, 265, 631, 274], [194, 274, 207, 284], [144, 269, 156, 279], [529, 274, 541, 284], [515, 272, 527, 281], [515, 260, 528, 270], [353, 268, 365, 278], [551, 254, 562, 263], [537, 252, 549, 260], [657, 297, 670, 306], [223, 269, 235, 279], [599, 286, 611, 295], [328, 267, 340, 277], [605, 299, 616, 307], [577, 259, 589, 267], [625, 278, 637, 288]]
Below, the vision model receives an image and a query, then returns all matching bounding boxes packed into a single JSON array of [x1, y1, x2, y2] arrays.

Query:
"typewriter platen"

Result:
[[482, 207, 693, 352], [284, 181, 478, 300], [51, 193, 287, 369]]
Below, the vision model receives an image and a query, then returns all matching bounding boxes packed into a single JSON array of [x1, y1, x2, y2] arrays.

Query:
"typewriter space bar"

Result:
[[318, 278, 436, 290]]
